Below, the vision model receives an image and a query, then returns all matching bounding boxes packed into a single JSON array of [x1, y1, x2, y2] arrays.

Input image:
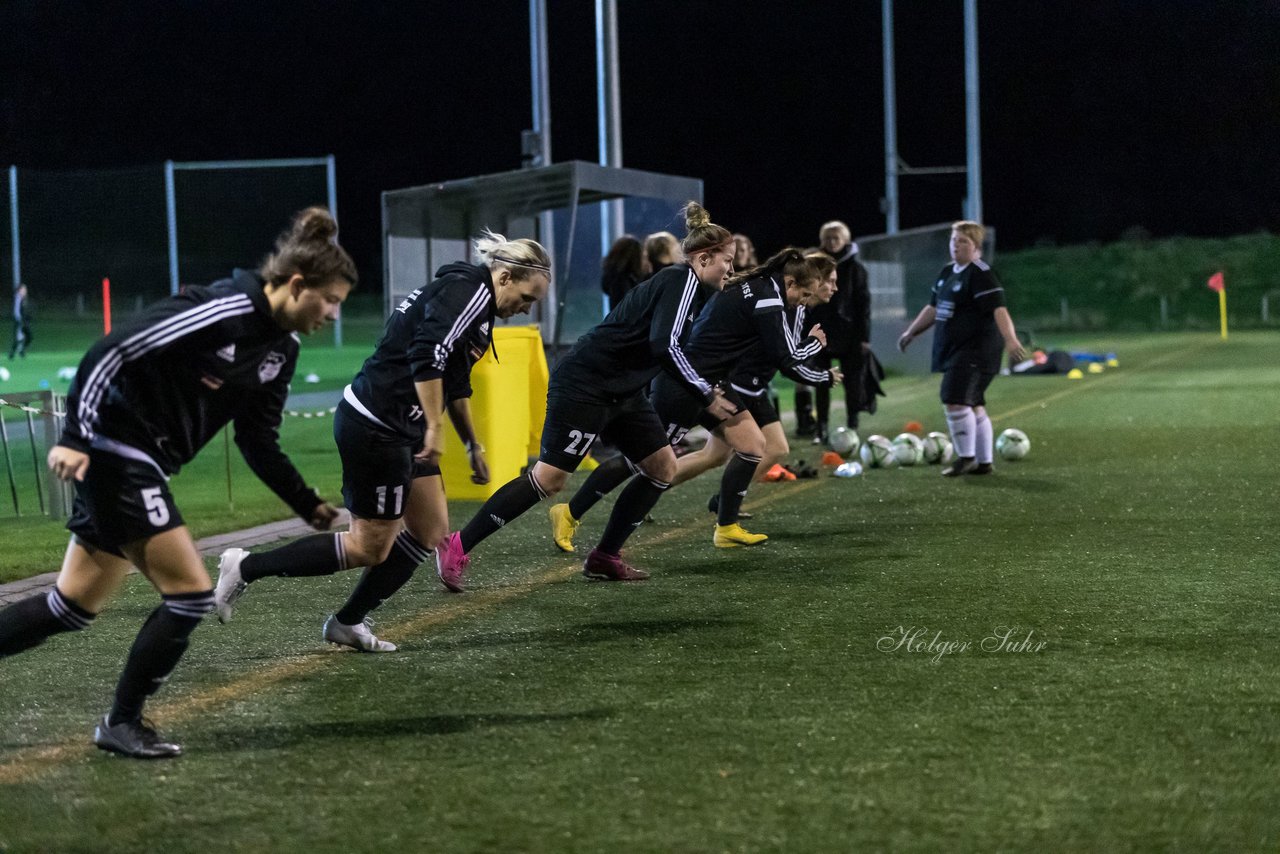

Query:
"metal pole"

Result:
[[963, 0, 983, 224], [596, 0, 624, 250], [326, 154, 343, 347], [530, 0, 557, 340], [530, 0, 552, 168], [9, 165, 20, 289], [165, 160, 179, 295], [882, 0, 899, 234], [0, 416, 19, 515]]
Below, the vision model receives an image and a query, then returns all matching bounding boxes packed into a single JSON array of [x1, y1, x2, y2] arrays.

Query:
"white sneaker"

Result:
[[322, 615, 397, 653], [214, 548, 249, 624]]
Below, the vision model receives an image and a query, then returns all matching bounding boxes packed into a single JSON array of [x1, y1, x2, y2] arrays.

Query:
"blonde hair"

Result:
[[804, 251, 837, 280], [472, 229, 552, 280], [259, 207, 357, 288], [679, 201, 733, 261], [644, 231, 682, 269], [820, 220, 851, 243], [951, 220, 986, 246]]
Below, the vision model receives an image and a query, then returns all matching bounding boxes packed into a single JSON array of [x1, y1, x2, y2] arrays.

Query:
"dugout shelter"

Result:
[[382, 161, 703, 354]]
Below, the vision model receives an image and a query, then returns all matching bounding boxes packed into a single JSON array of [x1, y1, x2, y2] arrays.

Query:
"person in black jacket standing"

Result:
[[437, 202, 739, 586], [213, 231, 550, 647], [0, 208, 354, 757], [8, 283, 31, 359], [795, 220, 871, 441]]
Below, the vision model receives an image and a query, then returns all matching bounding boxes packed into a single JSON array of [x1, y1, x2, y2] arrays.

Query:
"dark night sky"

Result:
[[3, 0, 1279, 289]]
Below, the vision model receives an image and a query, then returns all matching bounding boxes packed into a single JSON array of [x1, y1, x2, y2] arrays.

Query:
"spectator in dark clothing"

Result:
[[9, 283, 31, 359], [795, 220, 871, 440]]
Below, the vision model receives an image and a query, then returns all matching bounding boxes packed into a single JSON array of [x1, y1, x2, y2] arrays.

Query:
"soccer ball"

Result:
[[833, 461, 863, 478], [891, 433, 924, 466], [996, 428, 1031, 461], [827, 426, 860, 456], [921, 431, 953, 465], [0, 366, 9, 382], [859, 434, 897, 468]]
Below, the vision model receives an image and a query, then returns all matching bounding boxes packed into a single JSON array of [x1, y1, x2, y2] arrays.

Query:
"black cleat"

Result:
[[941, 457, 978, 477], [706, 492, 752, 520], [93, 715, 182, 759], [969, 462, 994, 475]]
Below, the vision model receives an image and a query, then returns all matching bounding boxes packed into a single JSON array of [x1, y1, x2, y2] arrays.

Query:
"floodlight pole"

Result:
[[596, 0, 624, 264], [963, 0, 983, 224], [527, 0, 558, 340], [882, 0, 899, 235], [9, 166, 20, 289]]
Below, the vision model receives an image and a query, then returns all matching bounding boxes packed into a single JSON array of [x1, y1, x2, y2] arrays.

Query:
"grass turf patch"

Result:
[[0, 331, 1277, 851]]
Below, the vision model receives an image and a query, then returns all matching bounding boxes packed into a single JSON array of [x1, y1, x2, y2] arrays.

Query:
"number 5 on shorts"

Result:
[[564, 430, 598, 456], [141, 487, 170, 527]]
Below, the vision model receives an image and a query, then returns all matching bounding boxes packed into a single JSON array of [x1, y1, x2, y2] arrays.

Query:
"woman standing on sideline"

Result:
[[214, 231, 550, 649], [898, 220, 1025, 475], [0, 208, 354, 758], [437, 202, 739, 586]]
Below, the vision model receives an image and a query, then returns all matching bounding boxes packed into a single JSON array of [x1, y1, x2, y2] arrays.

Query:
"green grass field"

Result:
[[1, 331, 1278, 852]]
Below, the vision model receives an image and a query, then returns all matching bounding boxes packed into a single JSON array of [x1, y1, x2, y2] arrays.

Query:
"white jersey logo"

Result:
[[479, 321, 490, 336], [408, 405, 423, 421], [216, 343, 236, 362], [258, 351, 287, 383]]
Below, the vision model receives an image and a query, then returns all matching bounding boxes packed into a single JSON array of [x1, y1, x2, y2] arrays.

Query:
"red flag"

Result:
[[1207, 271, 1225, 292]]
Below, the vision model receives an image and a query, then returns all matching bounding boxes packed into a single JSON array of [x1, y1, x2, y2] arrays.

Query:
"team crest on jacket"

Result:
[[258, 351, 287, 383]]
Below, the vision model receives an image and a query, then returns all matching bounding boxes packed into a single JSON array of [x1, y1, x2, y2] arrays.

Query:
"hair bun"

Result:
[[293, 206, 339, 244], [682, 201, 711, 231]]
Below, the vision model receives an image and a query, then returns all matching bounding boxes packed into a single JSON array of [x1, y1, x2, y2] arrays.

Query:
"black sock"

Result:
[[597, 472, 670, 555], [334, 531, 430, 625], [0, 587, 94, 658], [241, 533, 349, 582], [717, 452, 762, 526], [109, 591, 213, 724], [460, 470, 547, 552], [568, 456, 632, 520]]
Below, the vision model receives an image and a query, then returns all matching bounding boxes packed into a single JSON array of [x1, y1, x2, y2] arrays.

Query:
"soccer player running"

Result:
[[550, 248, 837, 551], [687, 251, 840, 520], [897, 220, 1026, 475], [436, 202, 739, 586], [0, 208, 354, 758], [213, 231, 550, 649]]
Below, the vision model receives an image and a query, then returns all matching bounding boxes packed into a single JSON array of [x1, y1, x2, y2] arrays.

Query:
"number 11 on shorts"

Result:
[[375, 484, 404, 515]]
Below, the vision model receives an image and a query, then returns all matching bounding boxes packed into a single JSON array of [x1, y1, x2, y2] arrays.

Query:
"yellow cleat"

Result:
[[549, 503, 580, 553], [713, 523, 769, 548]]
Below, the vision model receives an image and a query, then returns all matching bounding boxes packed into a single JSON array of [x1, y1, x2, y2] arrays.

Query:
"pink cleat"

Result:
[[436, 531, 470, 592], [582, 549, 650, 582]]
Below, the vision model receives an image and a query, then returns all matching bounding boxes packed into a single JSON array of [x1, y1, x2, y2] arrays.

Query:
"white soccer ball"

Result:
[[57, 366, 77, 381], [827, 426, 860, 456], [922, 431, 954, 465], [891, 433, 924, 466], [859, 434, 896, 468], [0, 366, 9, 382], [833, 461, 863, 478], [996, 428, 1031, 461]]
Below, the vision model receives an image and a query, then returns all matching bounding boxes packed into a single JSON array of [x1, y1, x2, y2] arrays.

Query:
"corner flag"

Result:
[[1207, 271, 1227, 339]]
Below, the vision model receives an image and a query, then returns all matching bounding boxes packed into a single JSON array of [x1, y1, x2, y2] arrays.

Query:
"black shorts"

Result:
[[335, 402, 438, 520], [66, 449, 184, 557], [939, 362, 997, 407], [650, 373, 747, 435], [539, 386, 670, 472], [732, 387, 780, 428]]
